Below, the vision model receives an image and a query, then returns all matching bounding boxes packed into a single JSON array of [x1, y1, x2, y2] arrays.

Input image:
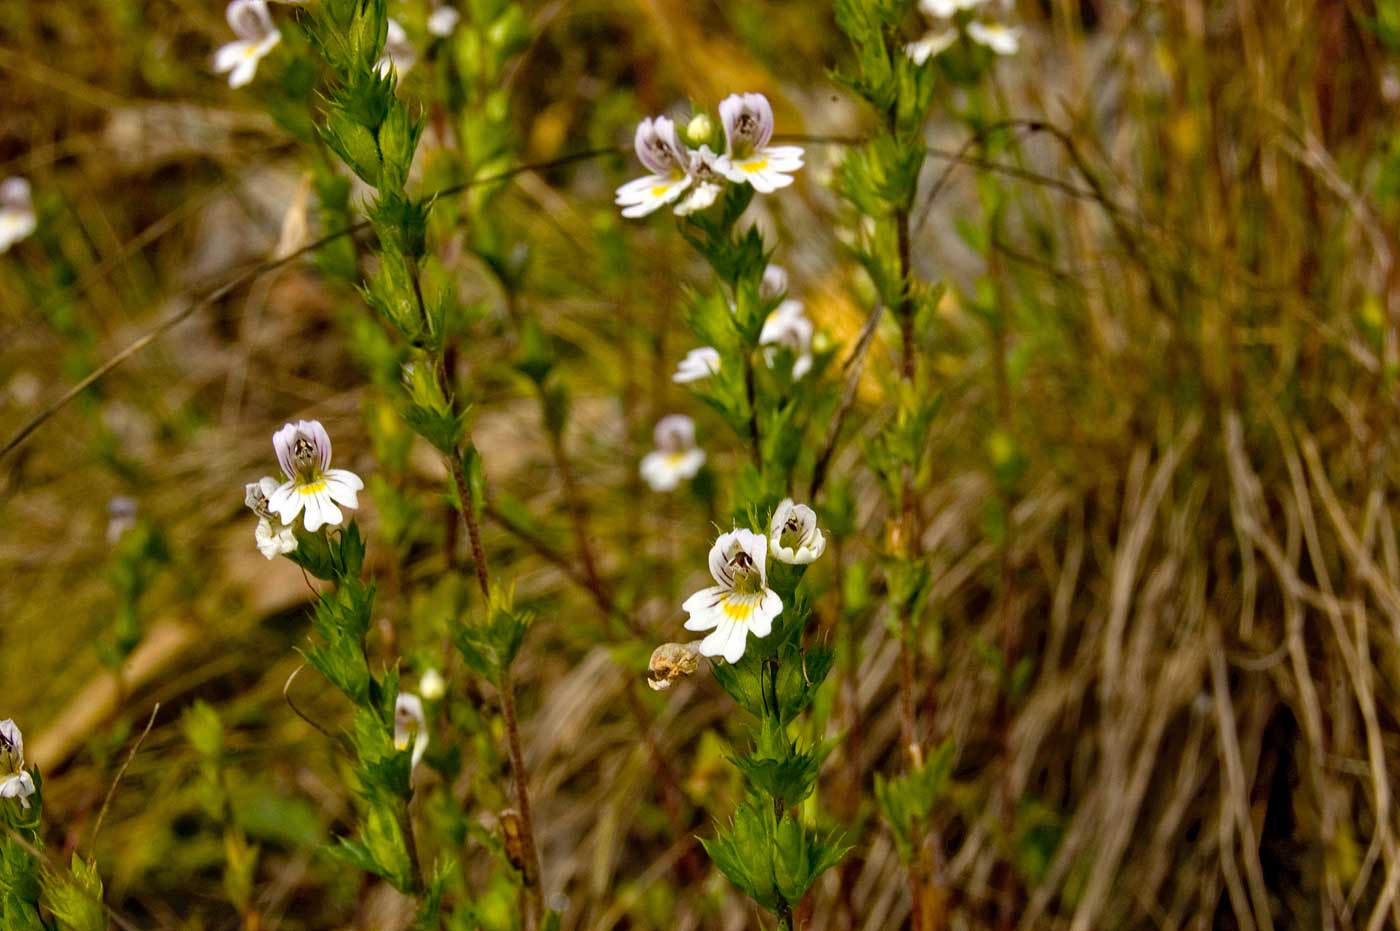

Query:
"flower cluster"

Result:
[[680, 500, 826, 664], [906, 0, 1021, 64], [243, 419, 364, 558], [0, 177, 36, 253], [615, 92, 804, 219], [640, 414, 706, 492], [673, 264, 815, 384], [214, 0, 282, 88]]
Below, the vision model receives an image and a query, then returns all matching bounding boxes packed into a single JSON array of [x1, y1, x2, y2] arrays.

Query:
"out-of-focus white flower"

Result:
[[640, 415, 706, 492], [245, 476, 297, 558], [908, 0, 1019, 62], [761, 264, 788, 302], [615, 116, 692, 218], [905, 29, 958, 64], [760, 299, 814, 379], [268, 420, 364, 532], [419, 668, 446, 701], [673, 145, 726, 216], [427, 5, 460, 37], [0, 178, 36, 253], [716, 93, 804, 193], [769, 498, 826, 564], [921, 0, 987, 16], [394, 693, 429, 769], [214, 0, 281, 89], [966, 20, 1020, 54], [376, 19, 417, 75], [106, 496, 138, 545], [674, 346, 721, 384], [0, 720, 36, 809], [682, 529, 782, 664]]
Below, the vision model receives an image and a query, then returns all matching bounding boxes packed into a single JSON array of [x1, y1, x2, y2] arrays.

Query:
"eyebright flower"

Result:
[[615, 117, 692, 218], [0, 178, 36, 253], [640, 415, 706, 492], [106, 496, 138, 545], [966, 20, 1021, 55], [716, 93, 804, 193], [673, 146, 726, 216], [394, 693, 429, 769], [907, 0, 1019, 63], [214, 0, 281, 89], [0, 720, 36, 809], [760, 299, 814, 379], [268, 420, 364, 532], [245, 477, 297, 559], [674, 346, 721, 384], [682, 529, 782, 664], [427, 4, 460, 37], [761, 264, 789, 302], [376, 19, 417, 75], [769, 499, 826, 564]]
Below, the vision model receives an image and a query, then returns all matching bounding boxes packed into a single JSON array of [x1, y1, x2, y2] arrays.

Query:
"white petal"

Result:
[[229, 56, 259, 88], [213, 41, 247, 73], [322, 473, 361, 509], [640, 452, 680, 492], [721, 620, 748, 663], [268, 481, 304, 524], [682, 587, 725, 630], [698, 621, 736, 659]]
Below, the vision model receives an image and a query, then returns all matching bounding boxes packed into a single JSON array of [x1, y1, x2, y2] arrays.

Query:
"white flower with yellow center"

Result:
[[966, 20, 1020, 55], [615, 116, 692, 218], [674, 346, 721, 384], [760, 299, 814, 380], [0, 720, 36, 809], [245, 476, 297, 559], [0, 178, 36, 253], [640, 415, 706, 492], [213, 0, 281, 89], [715, 93, 804, 194], [769, 498, 826, 564], [682, 529, 783, 663], [268, 420, 364, 532], [394, 693, 429, 769]]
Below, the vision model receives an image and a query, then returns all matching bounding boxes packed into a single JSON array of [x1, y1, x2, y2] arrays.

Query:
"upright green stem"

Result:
[[745, 354, 763, 471]]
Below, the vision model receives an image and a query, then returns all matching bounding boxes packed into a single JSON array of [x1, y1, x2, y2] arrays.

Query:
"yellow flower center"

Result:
[[298, 480, 327, 495]]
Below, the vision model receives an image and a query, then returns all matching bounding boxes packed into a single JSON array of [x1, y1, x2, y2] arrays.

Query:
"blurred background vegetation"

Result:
[[6, 0, 1400, 928]]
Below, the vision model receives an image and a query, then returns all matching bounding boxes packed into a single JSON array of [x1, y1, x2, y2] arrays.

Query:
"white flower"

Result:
[[920, 0, 987, 16], [0, 720, 36, 809], [267, 420, 364, 532], [716, 93, 804, 194], [674, 346, 721, 384], [394, 693, 429, 770], [760, 299, 814, 379], [682, 529, 782, 664], [905, 29, 958, 64], [615, 116, 692, 218], [760, 264, 788, 302], [419, 668, 446, 701], [0, 178, 36, 253], [376, 19, 417, 75], [427, 5, 460, 37], [769, 499, 826, 564], [967, 20, 1021, 55], [673, 145, 726, 216], [246, 476, 297, 558], [908, 0, 1018, 63], [106, 496, 138, 545], [214, 0, 281, 89], [640, 415, 706, 492]]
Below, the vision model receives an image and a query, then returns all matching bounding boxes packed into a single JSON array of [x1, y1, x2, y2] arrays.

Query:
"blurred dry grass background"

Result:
[[5, 0, 1400, 929]]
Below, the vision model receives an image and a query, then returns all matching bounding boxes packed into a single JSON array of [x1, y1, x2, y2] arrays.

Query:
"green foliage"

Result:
[[452, 583, 532, 686], [42, 855, 106, 931], [400, 360, 469, 453], [874, 738, 954, 862], [701, 795, 849, 912]]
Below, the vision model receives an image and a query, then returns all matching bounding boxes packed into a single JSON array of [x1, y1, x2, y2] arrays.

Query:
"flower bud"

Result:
[[647, 640, 704, 691], [685, 112, 713, 145]]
